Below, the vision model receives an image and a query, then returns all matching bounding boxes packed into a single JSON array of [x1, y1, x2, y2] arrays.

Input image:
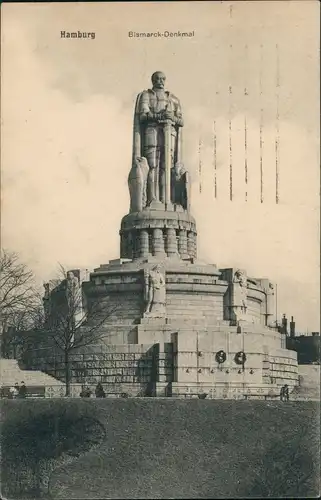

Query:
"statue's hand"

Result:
[[163, 110, 174, 120], [150, 112, 166, 123]]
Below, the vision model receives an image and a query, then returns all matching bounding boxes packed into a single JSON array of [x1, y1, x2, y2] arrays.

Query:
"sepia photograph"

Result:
[[1, 1, 320, 498]]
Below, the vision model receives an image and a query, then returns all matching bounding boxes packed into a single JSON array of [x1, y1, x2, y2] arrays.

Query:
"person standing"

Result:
[[18, 381, 27, 398], [8, 384, 19, 399], [280, 385, 284, 401], [95, 382, 106, 398], [80, 385, 92, 398], [280, 384, 290, 402]]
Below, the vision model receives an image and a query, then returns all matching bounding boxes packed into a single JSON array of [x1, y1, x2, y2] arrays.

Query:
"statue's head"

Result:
[[151, 71, 166, 89], [136, 156, 147, 165], [235, 269, 246, 284], [135, 157, 149, 174]]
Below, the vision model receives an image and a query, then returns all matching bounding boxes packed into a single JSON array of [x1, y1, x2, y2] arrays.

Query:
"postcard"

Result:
[[1, 2, 320, 499]]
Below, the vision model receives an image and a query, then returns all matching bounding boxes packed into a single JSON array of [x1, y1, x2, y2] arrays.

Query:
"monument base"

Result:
[[23, 258, 299, 398]]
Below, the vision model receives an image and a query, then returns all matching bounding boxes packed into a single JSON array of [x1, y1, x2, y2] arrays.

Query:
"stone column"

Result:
[[178, 229, 189, 259], [192, 233, 197, 258], [166, 228, 178, 257], [187, 231, 194, 258], [152, 228, 165, 256], [139, 229, 149, 258]]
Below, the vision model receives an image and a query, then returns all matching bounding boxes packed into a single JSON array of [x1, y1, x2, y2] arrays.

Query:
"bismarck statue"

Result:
[[129, 71, 189, 211], [121, 72, 197, 261]]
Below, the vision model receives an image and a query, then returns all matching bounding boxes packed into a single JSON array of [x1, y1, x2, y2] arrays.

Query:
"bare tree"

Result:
[[0, 249, 42, 358], [1, 306, 43, 359], [43, 266, 118, 396]]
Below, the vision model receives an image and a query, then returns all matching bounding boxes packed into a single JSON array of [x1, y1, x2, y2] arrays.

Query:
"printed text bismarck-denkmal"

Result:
[[128, 31, 195, 38]]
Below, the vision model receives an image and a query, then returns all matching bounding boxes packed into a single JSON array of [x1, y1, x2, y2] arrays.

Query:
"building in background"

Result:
[[284, 314, 320, 365]]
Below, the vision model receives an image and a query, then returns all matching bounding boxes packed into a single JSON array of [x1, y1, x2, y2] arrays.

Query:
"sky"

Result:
[[1, 1, 320, 332]]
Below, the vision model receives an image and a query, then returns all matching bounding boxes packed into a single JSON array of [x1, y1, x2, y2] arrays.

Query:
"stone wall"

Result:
[[86, 288, 143, 324], [22, 343, 165, 396], [173, 326, 298, 387], [22, 334, 298, 398], [298, 364, 320, 386], [166, 292, 223, 324], [246, 298, 263, 324], [84, 286, 143, 344]]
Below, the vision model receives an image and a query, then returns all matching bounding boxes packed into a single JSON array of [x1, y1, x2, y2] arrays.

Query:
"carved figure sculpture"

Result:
[[132, 71, 184, 207], [66, 271, 81, 306], [232, 269, 247, 322], [128, 156, 149, 212], [266, 283, 274, 315], [66, 271, 83, 327], [170, 162, 190, 210], [265, 282, 275, 326], [144, 265, 166, 316]]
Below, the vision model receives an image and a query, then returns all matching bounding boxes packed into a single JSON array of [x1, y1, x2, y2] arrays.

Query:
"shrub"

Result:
[[1, 400, 105, 499]]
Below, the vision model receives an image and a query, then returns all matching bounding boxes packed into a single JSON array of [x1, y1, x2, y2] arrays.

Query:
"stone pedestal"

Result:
[[120, 209, 197, 260]]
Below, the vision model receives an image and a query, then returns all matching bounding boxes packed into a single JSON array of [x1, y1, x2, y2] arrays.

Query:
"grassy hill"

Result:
[[1, 399, 320, 499]]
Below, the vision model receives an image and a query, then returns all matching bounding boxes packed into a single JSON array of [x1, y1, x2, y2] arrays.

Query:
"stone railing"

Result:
[[3, 383, 300, 401], [170, 382, 283, 400], [41, 383, 283, 400], [45, 383, 150, 398]]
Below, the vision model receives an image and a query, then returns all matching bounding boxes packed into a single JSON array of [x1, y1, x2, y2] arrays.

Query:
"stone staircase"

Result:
[[290, 364, 320, 401], [0, 359, 64, 387]]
